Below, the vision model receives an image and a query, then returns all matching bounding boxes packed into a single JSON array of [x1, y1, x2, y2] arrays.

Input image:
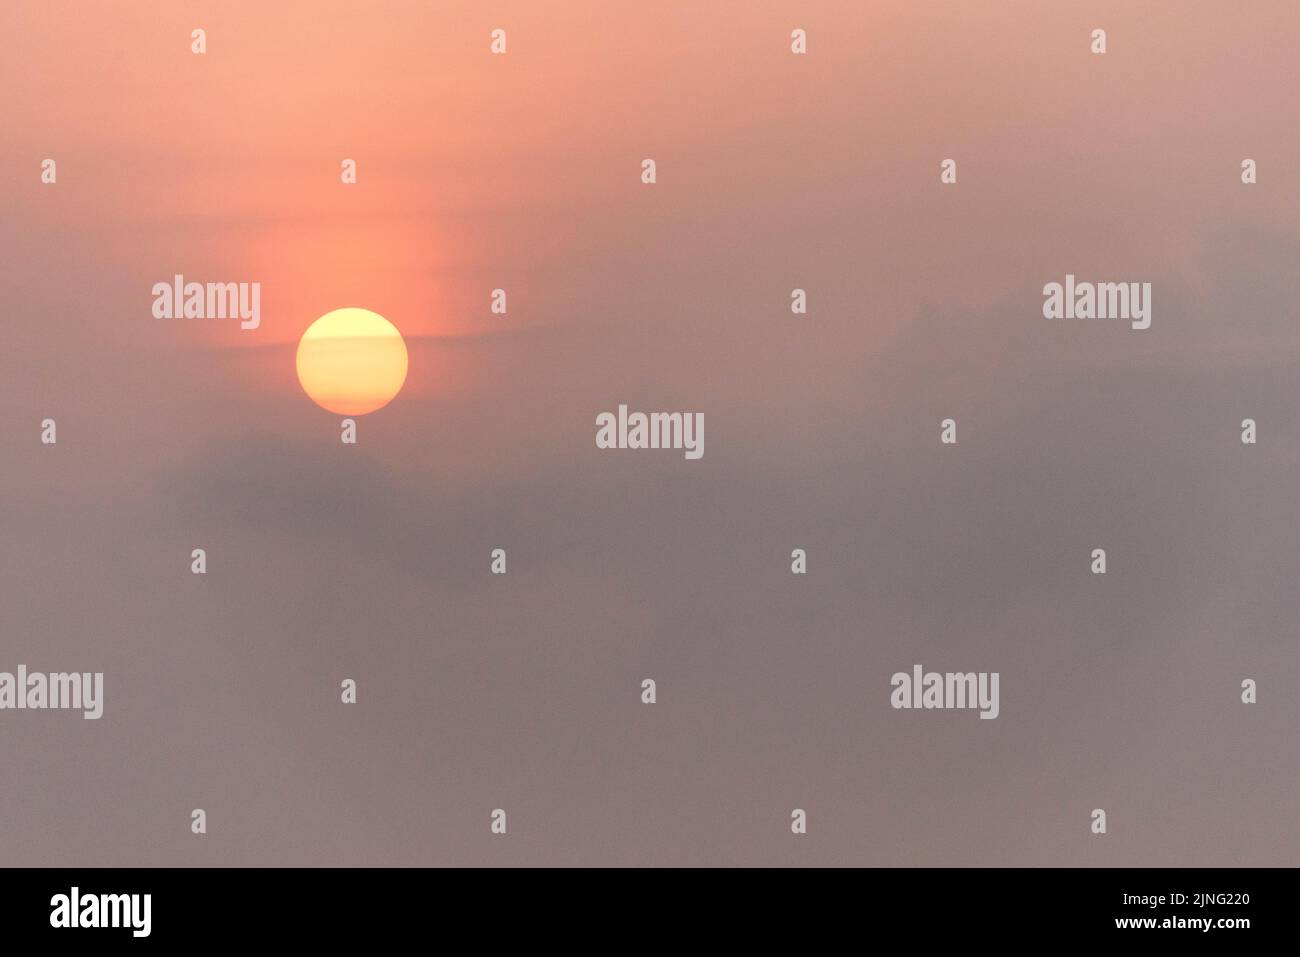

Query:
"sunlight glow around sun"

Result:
[[296, 308, 408, 415]]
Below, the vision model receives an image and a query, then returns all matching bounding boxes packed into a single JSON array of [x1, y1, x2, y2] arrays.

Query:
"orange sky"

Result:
[[2, 1, 1298, 866]]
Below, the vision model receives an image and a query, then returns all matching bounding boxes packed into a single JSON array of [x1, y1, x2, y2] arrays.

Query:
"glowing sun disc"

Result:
[[296, 308, 408, 415]]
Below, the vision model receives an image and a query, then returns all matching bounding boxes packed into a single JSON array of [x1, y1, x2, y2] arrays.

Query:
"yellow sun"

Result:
[[296, 308, 408, 415]]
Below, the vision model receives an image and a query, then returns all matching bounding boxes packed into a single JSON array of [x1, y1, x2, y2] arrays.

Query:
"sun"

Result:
[[296, 308, 408, 415]]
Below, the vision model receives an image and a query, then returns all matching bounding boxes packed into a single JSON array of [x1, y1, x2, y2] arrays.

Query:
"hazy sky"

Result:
[[2, 1, 1297, 865]]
